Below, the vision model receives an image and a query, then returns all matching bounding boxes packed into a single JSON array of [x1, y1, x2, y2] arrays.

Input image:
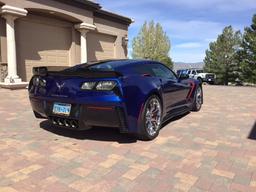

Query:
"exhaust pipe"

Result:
[[52, 118, 57, 125], [70, 120, 76, 128], [70, 120, 79, 129], [64, 119, 70, 127], [51, 118, 78, 129], [57, 118, 64, 126]]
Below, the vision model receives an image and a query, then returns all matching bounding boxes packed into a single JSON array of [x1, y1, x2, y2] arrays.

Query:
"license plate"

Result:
[[53, 103, 71, 116]]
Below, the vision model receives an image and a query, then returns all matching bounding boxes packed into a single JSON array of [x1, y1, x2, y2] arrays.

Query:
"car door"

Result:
[[150, 63, 190, 112]]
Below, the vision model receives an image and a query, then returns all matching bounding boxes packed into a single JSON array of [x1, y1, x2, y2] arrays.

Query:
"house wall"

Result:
[[0, 17, 7, 63], [0, 0, 131, 82], [16, 14, 76, 81], [94, 16, 128, 58], [0, 0, 92, 23]]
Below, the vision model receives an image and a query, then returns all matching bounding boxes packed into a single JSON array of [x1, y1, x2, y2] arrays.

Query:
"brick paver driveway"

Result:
[[0, 86, 255, 192]]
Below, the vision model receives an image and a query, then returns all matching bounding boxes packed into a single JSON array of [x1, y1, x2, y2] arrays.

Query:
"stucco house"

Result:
[[0, 0, 132, 88]]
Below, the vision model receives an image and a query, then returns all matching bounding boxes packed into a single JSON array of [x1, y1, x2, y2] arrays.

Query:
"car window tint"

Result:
[[150, 64, 176, 80], [192, 70, 196, 75], [133, 64, 155, 76], [88, 64, 114, 71]]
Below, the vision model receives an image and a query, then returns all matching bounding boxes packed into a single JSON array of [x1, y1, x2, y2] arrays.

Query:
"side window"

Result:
[[188, 70, 191, 74], [133, 64, 155, 76], [192, 70, 196, 75], [150, 63, 177, 80]]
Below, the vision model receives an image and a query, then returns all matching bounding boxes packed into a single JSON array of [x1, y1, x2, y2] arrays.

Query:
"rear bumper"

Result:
[[30, 96, 129, 133]]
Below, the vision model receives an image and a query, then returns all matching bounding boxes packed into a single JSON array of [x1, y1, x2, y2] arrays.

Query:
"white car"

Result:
[[177, 69, 216, 84]]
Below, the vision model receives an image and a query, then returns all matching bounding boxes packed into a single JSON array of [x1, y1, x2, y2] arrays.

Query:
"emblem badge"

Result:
[[56, 82, 65, 91]]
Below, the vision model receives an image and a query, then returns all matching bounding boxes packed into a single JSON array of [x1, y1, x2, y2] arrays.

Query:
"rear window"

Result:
[[88, 63, 115, 71], [64, 61, 119, 73]]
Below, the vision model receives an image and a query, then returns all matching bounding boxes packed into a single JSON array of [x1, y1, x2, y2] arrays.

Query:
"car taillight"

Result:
[[81, 81, 117, 91], [81, 82, 97, 90], [33, 76, 40, 86], [96, 81, 117, 90], [31, 76, 47, 87]]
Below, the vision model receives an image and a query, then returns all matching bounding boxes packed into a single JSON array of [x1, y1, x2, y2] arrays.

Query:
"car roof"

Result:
[[81, 59, 167, 75], [87, 59, 156, 67], [65, 59, 164, 75]]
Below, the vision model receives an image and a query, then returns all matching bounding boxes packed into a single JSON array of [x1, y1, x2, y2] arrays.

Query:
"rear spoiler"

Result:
[[33, 66, 69, 76], [33, 66, 123, 78]]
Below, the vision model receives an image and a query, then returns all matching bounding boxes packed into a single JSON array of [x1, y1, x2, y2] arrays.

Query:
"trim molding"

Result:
[[1, 5, 28, 17]]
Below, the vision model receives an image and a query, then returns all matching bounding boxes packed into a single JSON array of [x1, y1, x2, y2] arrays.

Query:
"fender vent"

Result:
[[116, 107, 128, 133]]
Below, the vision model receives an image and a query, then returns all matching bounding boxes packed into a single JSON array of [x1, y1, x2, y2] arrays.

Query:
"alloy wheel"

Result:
[[196, 87, 202, 110], [145, 98, 162, 136]]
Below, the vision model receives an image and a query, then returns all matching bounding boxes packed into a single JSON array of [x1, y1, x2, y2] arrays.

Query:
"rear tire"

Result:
[[138, 95, 162, 141], [192, 86, 203, 111]]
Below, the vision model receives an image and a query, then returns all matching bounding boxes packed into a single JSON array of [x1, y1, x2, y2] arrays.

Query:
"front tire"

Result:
[[138, 95, 162, 141], [192, 86, 203, 111]]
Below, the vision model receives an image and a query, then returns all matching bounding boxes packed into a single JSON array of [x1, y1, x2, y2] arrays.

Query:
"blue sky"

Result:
[[97, 0, 256, 63]]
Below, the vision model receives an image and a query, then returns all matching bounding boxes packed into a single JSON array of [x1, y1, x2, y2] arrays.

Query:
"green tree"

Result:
[[239, 14, 256, 84], [204, 26, 242, 85], [132, 21, 173, 68]]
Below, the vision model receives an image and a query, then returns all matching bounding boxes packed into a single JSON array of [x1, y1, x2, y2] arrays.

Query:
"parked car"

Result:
[[29, 60, 203, 140], [177, 68, 215, 84]]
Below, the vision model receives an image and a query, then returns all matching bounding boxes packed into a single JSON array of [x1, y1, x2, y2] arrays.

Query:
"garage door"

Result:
[[87, 33, 116, 62], [16, 15, 72, 81]]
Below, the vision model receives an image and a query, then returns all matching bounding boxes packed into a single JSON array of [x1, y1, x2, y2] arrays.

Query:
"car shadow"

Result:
[[248, 121, 256, 140], [161, 111, 190, 128], [39, 120, 137, 144], [39, 112, 190, 143]]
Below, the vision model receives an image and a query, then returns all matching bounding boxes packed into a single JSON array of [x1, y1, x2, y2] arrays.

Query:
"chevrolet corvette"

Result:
[[29, 60, 203, 140]]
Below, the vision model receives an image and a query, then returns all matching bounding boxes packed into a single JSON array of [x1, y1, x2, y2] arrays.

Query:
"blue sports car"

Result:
[[29, 60, 203, 140]]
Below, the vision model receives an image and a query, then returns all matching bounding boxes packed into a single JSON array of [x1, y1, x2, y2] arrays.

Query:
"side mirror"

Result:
[[178, 73, 189, 80]]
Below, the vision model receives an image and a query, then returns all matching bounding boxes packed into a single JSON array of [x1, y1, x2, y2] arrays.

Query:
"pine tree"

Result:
[[204, 26, 242, 85], [240, 14, 256, 84], [132, 21, 173, 68]]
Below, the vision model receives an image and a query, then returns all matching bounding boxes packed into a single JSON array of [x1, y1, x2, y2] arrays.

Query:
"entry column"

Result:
[[75, 23, 96, 63], [1, 5, 27, 83]]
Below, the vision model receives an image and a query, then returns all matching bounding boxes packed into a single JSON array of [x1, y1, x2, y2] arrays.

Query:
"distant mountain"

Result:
[[173, 62, 204, 72]]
